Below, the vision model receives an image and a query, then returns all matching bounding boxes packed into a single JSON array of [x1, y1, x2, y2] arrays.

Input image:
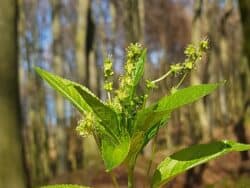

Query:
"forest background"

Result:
[[0, 0, 250, 187]]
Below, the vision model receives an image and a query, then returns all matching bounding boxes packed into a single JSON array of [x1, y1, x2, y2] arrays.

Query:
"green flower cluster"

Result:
[[76, 112, 96, 137], [144, 39, 209, 92], [116, 43, 143, 101], [146, 80, 157, 90], [76, 40, 209, 137], [170, 39, 209, 75], [87, 43, 146, 121], [103, 55, 114, 92], [113, 43, 146, 118]]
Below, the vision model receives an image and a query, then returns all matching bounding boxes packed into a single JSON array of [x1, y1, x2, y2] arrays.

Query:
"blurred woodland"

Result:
[[0, 0, 250, 187]]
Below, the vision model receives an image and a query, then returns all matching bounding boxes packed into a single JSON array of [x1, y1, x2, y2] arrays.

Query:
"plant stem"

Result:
[[146, 128, 159, 177], [152, 70, 172, 84], [128, 163, 135, 188], [176, 72, 188, 89], [110, 171, 120, 188], [107, 92, 111, 102]]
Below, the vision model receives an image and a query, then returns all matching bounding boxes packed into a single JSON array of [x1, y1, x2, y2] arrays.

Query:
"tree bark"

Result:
[[122, 0, 142, 44], [0, 0, 27, 187], [75, 0, 89, 85], [239, 0, 250, 64], [238, 0, 250, 104], [190, 0, 210, 142]]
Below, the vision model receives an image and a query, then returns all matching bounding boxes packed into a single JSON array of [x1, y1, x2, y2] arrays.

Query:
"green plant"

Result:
[[36, 41, 250, 188]]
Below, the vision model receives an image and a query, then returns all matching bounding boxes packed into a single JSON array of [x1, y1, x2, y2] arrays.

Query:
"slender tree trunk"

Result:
[[51, 0, 68, 174], [235, 0, 250, 161], [238, 0, 250, 105], [85, 3, 96, 90], [122, 0, 142, 44], [75, 0, 101, 170], [239, 0, 250, 65], [0, 0, 27, 187], [75, 0, 89, 85], [190, 0, 210, 142]]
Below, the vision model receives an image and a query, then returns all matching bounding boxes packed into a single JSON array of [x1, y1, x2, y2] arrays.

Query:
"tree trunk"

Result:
[[122, 0, 142, 44], [76, 0, 89, 85], [75, 0, 101, 170], [0, 0, 27, 187], [239, 0, 250, 64], [190, 0, 210, 142], [51, 0, 68, 175], [235, 0, 250, 161], [238, 0, 250, 105]]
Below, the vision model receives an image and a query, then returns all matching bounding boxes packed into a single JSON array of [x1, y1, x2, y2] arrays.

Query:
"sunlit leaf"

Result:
[[35, 67, 91, 113], [133, 49, 146, 86], [135, 106, 170, 133], [154, 83, 222, 112], [142, 112, 170, 146], [151, 140, 250, 188], [101, 130, 131, 171], [128, 107, 170, 163], [126, 49, 147, 98], [74, 85, 130, 171], [74, 85, 119, 135], [131, 83, 221, 152]]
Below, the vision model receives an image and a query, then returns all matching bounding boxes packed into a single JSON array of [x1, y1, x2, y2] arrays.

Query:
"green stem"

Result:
[[152, 70, 172, 84], [176, 72, 188, 89], [128, 163, 135, 188], [146, 128, 159, 176], [110, 171, 120, 188], [107, 92, 111, 102]]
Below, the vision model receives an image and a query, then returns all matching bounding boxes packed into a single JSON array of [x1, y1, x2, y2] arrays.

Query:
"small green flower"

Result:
[[108, 98, 122, 113], [104, 55, 114, 78], [134, 95, 147, 109], [184, 44, 197, 61], [76, 112, 95, 137], [170, 63, 184, 74], [103, 55, 114, 94], [114, 43, 144, 107], [125, 61, 135, 74], [104, 81, 113, 92], [199, 39, 209, 51], [116, 89, 128, 101], [146, 80, 158, 89], [184, 60, 193, 70], [126, 43, 142, 59]]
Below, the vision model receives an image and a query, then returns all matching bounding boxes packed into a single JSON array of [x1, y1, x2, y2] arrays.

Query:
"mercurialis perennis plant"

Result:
[[36, 40, 250, 188]]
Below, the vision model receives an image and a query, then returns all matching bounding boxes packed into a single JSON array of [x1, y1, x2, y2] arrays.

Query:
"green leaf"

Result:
[[134, 108, 170, 147], [101, 130, 130, 171], [133, 49, 146, 86], [128, 83, 221, 168], [151, 140, 250, 188], [74, 85, 119, 135], [154, 83, 221, 112], [135, 106, 170, 133], [127, 49, 147, 98], [74, 85, 130, 170], [126, 131, 145, 163], [143, 112, 170, 146], [127, 107, 170, 163], [40, 184, 90, 188], [35, 67, 91, 113]]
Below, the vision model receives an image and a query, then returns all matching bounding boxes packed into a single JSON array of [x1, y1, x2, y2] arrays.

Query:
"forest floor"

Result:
[[49, 123, 250, 188]]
